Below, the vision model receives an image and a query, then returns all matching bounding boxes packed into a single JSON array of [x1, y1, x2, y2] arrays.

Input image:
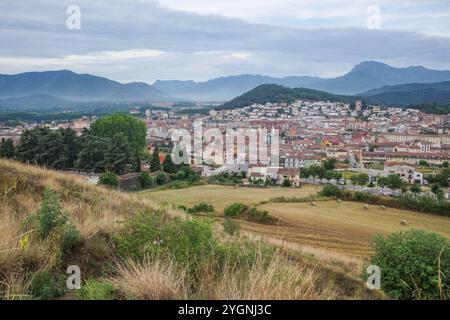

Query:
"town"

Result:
[[2, 99, 450, 198]]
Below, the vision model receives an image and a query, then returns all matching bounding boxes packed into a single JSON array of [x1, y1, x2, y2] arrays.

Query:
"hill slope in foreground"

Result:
[[0, 159, 379, 300]]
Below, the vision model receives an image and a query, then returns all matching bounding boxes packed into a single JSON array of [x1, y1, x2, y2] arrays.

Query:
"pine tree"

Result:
[[104, 133, 131, 175], [149, 145, 161, 172], [162, 154, 176, 174], [0, 138, 15, 159]]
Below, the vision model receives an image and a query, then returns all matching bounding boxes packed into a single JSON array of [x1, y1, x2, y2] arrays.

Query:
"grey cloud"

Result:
[[0, 0, 449, 81]]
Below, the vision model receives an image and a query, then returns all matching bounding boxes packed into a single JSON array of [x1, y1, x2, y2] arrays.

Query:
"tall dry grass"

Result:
[[0, 159, 167, 299], [108, 253, 338, 300], [109, 258, 187, 300]]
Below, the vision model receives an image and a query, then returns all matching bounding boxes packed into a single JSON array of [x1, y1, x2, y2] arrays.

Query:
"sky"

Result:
[[0, 0, 450, 83]]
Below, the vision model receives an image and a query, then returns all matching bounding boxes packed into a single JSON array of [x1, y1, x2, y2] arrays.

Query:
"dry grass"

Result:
[[0, 272, 32, 300], [249, 201, 450, 259], [109, 252, 339, 300], [0, 159, 168, 299], [197, 254, 338, 300], [109, 258, 187, 300], [143, 184, 319, 212]]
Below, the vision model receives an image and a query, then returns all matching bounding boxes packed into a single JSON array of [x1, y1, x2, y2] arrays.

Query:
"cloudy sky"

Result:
[[1, 0, 450, 83]]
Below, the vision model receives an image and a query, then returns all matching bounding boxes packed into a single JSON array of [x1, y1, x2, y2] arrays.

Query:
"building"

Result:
[[384, 164, 423, 185]]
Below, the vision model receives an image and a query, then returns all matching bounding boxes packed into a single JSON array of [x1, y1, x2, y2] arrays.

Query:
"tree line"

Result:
[[1, 114, 147, 175]]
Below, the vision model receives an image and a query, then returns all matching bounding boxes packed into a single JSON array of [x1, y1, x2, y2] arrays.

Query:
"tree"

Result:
[[323, 158, 337, 170], [162, 154, 177, 174], [410, 184, 421, 194], [15, 127, 80, 169], [442, 161, 449, 168], [418, 160, 429, 167], [0, 138, 15, 158], [104, 133, 132, 175], [386, 174, 403, 191], [149, 145, 161, 173], [431, 183, 445, 200], [76, 134, 109, 172], [377, 176, 388, 190], [90, 114, 147, 155]]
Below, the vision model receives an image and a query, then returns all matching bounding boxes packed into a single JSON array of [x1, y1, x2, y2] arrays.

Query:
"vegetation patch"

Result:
[[224, 203, 277, 224], [369, 230, 450, 299]]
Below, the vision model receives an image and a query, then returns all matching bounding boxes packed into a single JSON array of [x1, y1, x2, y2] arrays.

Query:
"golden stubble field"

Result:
[[142, 185, 450, 264]]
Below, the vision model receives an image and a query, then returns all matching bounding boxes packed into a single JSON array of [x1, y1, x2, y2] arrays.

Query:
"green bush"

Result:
[[99, 171, 118, 188], [60, 223, 82, 255], [224, 203, 248, 217], [244, 208, 276, 224], [223, 219, 240, 236], [187, 202, 215, 215], [369, 230, 450, 299], [282, 179, 292, 187], [320, 184, 342, 197], [223, 203, 276, 224], [139, 172, 153, 189], [114, 210, 278, 288], [156, 173, 166, 185], [115, 210, 216, 268], [31, 271, 65, 300], [77, 280, 115, 300], [38, 188, 67, 238]]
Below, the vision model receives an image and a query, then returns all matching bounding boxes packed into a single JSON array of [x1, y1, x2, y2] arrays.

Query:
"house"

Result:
[[384, 163, 423, 185], [278, 168, 300, 186]]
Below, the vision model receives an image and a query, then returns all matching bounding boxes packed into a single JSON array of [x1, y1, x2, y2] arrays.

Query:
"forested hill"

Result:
[[360, 81, 450, 106], [220, 84, 357, 109]]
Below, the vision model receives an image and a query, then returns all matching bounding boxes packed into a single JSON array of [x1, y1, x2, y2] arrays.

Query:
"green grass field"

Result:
[[142, 184, 450, 263]]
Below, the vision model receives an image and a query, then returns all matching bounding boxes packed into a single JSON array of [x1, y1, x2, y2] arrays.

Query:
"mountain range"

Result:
[[153, 75, 322, 101], [0, 70, 172, 104], [154, 61, 450, 100], [1, 61, 450, 112]]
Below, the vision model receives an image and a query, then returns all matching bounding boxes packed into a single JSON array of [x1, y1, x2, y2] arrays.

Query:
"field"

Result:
[[140, 184, 319, 211], [144, 185, 450, 265]]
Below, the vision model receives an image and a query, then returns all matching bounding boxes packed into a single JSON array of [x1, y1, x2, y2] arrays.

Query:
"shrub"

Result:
[[224, 203, 248, 217], [77, 279, 115, 300], [156, 173, 166, 185], [139, 172, 153, 189], [320, 184, 341, 197], [223, 203, 276, 224], [369, 230, 450, 299], [115, 210, 216, 269], [223, 219, 240, 236], [282, 179, 292, 187], [31, 271, 65, 300], [38, 188, 67, 238], [244, 208, 276, 224], [99, 171, 118, 188], [187, 202, 215, 215], [60, 223, 82, 255]]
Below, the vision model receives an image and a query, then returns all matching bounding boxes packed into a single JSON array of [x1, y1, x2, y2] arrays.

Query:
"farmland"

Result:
[[144, 185, 450, 264]]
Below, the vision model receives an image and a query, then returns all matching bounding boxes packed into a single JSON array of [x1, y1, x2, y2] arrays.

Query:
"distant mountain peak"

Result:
[[0, 70, 173, 103]]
